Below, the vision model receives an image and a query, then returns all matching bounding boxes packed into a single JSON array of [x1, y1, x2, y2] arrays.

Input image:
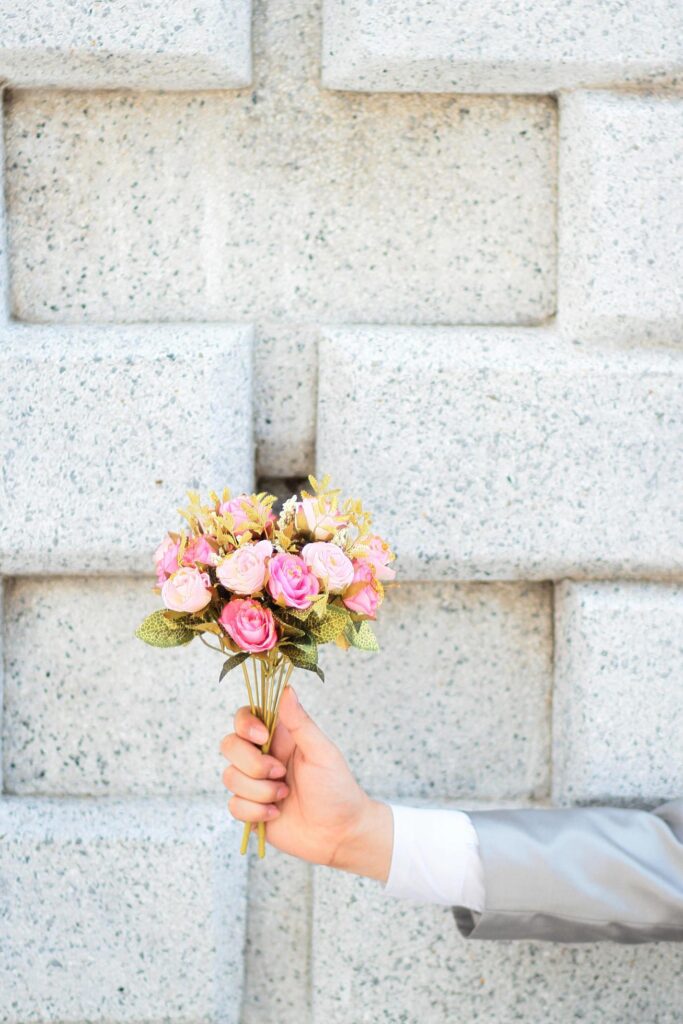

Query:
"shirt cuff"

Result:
[[383, 804, 486, 911]]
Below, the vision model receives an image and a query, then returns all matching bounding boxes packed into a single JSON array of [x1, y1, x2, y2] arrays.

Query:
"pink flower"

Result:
[[217, 540, 272, 595], [183, 534, 219, 567], [154, 535, 181, 585], [365, 535, 396, 582], [295, 497, 347, 541], [161, 567, 213, 613], [342, 559, 380, 618], [219, 598, 277, 653], [219, 494, 276, 535], [267, 552, 320, 609], [302, 542, 354, 594]]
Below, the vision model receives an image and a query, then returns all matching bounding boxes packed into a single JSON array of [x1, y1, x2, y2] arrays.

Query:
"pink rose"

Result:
[[219, 598, 277, 653], [295, 497, 347, 541], [302, 542, 354, 594], [365, 535, 396, 582], [216, 540, 272, 595], [161, 567, 213, 613], [182, 534, 218, 568], [267, 552, 320, 609], [154, 534, 180, 585], [219, 495, 277, 535], [342, 559, 380, 618]]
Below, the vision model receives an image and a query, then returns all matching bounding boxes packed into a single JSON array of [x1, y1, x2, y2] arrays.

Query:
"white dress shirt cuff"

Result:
[[383, 804, 486, 911]]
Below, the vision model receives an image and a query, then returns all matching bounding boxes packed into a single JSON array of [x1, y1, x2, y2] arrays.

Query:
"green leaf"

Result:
[[308, 592, 330, 620], [219, 651, 250, 681], [135, 610, 195, 648], [345, 620, 380, 653], [280, 637, 318, 669], [281, 646, 325, 683], [309, 603, 351, 644]]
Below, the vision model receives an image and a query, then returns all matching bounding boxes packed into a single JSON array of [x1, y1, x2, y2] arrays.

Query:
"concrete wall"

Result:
[[0, 1, 681, 1021]]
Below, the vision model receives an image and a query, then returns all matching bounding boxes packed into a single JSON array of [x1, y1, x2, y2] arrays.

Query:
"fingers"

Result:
[[276, 686, 331, 762], [219, 731, 286, 780], [222, 764, 289, 804], [233, 706, 270, 744], [228, 795, 281, 823]]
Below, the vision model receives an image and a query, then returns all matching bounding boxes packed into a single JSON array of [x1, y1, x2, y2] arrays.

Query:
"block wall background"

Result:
[[0, 1, 681, 1021]]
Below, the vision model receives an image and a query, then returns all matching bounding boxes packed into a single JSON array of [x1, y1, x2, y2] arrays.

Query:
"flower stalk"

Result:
[[239, 651, 293, 858]]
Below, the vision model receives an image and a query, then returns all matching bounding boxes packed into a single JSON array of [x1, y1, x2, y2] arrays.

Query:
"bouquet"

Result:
[[135, 475, 396, 858]]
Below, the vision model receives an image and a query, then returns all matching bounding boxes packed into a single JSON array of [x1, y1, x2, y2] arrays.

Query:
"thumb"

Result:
[[277, 686, 332, 762]]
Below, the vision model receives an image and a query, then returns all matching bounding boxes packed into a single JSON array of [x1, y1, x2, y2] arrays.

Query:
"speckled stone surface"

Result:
[[322, 0, 683, 92], [553, 581, 683, 806], [559, 92, 683, 346], [303, 582, 552, 801], [0, 796, 247, 1023], [242, 851, 312, 1024], [0, 0, 252, 89], [3, 577, 251, 796], [4, 0, 557, 474], [0, 323, 253, 573], [317, 326, 683, 580], [312, 865, 683, 1024]]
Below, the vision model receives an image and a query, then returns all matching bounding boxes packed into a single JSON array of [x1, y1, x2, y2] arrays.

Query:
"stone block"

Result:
[[305, 582, 552, 801], [316, 326, 683, 580], [0, 0, 252, 89], [242, 852, 312, 1024], [5, 58, 556, 470], [322, 0, 683, 93], [0, 797, 247, 1023], [313, 865, 683, 1023], [553, 581, 683, 805], [0, 323, 253, 573], [559, 92, 683, 345], [2, 577, 249, 796]]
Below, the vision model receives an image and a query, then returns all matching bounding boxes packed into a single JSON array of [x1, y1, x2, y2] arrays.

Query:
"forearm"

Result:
[[331, 797, 394, 882]]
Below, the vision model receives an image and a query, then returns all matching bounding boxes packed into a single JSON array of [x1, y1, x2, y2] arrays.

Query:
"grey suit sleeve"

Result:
[[455, 800, 683, 943]]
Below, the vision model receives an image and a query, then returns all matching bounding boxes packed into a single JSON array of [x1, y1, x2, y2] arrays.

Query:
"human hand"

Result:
[[220, 686, 393, 881]]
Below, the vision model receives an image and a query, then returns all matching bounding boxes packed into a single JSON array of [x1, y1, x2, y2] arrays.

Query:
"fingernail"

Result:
[[266, 805, 279, 818], [275, 785, 288, 799], [268, 764, 286, 779], [249, 726, 268, 743]]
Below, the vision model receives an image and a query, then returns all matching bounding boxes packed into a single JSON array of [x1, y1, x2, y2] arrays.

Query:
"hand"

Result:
[[219, 686, 393, 881]]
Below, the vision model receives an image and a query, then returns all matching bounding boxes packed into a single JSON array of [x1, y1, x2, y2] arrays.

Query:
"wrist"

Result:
[[331, 797, 394, 882]]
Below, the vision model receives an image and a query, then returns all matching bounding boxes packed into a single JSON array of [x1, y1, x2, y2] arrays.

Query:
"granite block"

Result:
[[322, 0, 683, 92], [2, 577, 251, 796], [0, 0, 252, 89], [316, 326, 683, 580], [5, 16, 557, 473], [304, 581, 552, 801], [0, 796, 247, 1023], [5, 22, 556, 329], [559, 92, 683, 346], [0, 323, 253, 573], [242, 852, 312, 1024], [313, 866, 683, 1023], [553, 581, 683, 806]]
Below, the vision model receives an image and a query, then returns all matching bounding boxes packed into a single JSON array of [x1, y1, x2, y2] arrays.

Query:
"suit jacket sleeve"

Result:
[[455, 799, 683, 943]]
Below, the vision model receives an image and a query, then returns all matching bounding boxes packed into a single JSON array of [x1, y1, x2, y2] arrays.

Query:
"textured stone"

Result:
[[0, 324, 253, 573], [322, 0, 683, 93], [313, 866, 683, 1024], [242, 852, 311, 1024], [5, 1, 557, 475], [553, 581, 683, 806], [0, 797, 247, 1023], [559, 92, 683, 345], [2, 577, 252, 796], [0, 0, 252, 89], [317, 326, 683, 580], [305, 582, 552, 801]]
